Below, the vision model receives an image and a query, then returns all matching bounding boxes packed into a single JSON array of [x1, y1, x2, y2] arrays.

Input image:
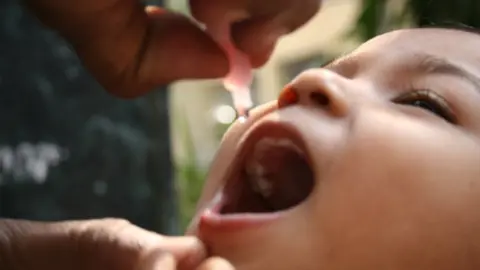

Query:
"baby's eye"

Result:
[[393, 90, 456, 123]]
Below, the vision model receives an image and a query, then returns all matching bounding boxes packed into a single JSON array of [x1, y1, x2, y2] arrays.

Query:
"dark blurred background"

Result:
[[0, 0, 479, 235], [0, 0, 179, 234]]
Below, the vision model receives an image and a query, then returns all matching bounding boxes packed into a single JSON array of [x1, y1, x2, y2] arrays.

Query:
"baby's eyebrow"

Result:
[[327, 53, 480, 92], [412, 53, 480, 90]]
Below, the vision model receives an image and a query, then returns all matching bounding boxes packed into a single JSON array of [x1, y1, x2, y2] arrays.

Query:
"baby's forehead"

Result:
[[328, 28, 480, 74], [359, 28, 480, 52]]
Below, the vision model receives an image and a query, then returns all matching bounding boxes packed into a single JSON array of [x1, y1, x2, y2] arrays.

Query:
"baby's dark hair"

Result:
[[320, 22, 479, 69], [421, 21, 479, 35]]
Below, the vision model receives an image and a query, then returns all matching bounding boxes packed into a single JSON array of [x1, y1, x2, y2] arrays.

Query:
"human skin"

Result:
[[22, 0, 320, 98], [0, 218, 234, 270], [0, 1, 322, 269], [188, 28, 480, 270]]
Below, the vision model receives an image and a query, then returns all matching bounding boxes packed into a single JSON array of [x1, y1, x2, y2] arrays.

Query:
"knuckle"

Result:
[[0, 220, 18, 270], [102, 218, 132, 227]]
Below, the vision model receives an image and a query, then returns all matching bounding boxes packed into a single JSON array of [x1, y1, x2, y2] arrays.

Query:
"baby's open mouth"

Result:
[[218, 122, 315, 216]]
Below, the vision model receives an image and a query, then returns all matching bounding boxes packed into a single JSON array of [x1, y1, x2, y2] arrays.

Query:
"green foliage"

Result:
[[353, 0, 480, 41], [176, 159, 206, 231], [174, 0, 480, 232], [174, 110, 235, 231], [0, 0, 177, 234], [174, 110, 208, 231], [349, 0, 388, 40], [350, 0, 408, 41], [407, 0, 480, 27]]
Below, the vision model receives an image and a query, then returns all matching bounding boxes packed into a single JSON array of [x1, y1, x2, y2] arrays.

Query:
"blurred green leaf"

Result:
[[408, 0, 480, 27], [352, 0, 480, 42], [350, 0, 388, 40], [174, 109, 208, 231]]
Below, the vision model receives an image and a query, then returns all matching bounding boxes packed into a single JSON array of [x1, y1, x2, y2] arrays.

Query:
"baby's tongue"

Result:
[[246, 139, 314, 211]]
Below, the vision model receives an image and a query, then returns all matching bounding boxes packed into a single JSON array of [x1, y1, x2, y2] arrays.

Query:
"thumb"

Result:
[[141, 7, 229, 85], [75, 6, 229, 98], [158, 236, 208, 269], [136, 236, 207, 270], [136, 251, 176, 270], [196, 257, 236, 270], [231, 18, 288, 68]]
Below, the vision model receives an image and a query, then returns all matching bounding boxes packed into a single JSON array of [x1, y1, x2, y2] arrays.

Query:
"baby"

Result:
[[186, 27, 480, 270], [3, 27, 480, 270]]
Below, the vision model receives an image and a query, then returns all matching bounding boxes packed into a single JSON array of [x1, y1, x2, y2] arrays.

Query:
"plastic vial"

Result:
[[206, 23, 254, 120]]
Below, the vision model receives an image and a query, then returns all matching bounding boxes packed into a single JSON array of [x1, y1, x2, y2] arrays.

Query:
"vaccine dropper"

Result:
[[206, 20, 254, 120]]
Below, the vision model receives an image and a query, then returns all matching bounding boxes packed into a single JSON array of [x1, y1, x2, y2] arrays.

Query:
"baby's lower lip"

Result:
[[196, 191, 282, 234]]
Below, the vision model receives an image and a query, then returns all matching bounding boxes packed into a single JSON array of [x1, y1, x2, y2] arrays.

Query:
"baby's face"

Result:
[[188, 28, 480, 270]]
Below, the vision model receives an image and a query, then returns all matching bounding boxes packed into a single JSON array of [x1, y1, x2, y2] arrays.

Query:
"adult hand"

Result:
[[0, 218, 234, 270], [190, 0, 322, 69], [22, 0, 321, 97]]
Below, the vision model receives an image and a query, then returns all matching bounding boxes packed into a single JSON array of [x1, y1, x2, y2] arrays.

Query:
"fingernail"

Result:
[[196, 257, 235, 270], [163, 236, 207, 269], [136, 250, 175, 270], [153, 253, 175, 270]]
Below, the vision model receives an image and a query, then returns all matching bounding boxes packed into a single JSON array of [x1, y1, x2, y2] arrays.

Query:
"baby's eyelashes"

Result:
[[393, 89, 457, 124]]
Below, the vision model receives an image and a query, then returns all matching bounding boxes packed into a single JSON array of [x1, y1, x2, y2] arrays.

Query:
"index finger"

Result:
[[190, 0, 320, 27], [158, 236, 208, 269], [116, 223, 208, 270]]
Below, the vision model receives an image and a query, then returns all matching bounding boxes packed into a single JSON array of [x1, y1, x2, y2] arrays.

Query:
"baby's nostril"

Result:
[[309, 92, 329, 106]]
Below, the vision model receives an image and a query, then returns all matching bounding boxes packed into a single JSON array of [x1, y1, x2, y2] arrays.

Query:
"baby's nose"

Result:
[[278, 69, 349, 116]]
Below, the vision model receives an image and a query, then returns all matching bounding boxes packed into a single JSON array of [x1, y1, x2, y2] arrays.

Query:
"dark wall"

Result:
[[0, 0, 179, 234]]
